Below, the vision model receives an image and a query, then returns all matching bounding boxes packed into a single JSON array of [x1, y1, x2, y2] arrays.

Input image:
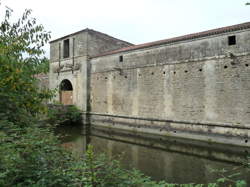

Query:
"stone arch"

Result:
[[59, 79, 73, 105]]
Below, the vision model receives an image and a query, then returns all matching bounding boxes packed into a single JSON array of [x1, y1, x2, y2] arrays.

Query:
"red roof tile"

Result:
[[92, 22, 250, 58]]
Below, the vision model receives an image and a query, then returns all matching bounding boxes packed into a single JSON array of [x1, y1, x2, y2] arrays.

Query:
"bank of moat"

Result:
[[49, 22, 250, 147]]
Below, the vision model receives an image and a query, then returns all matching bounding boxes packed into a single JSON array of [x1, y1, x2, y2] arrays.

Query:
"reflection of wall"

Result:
[[61, 135, 85, 158], [89, 134, 250, 184], [57, 125, 87, 158]]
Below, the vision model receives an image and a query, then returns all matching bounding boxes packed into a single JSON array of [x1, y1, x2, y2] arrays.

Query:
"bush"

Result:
[[0, 6, 76, 186], [47, 105, 82, 125], [0, 126, 78, 186]]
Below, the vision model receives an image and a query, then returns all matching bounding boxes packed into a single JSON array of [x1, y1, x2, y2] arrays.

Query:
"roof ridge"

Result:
[[87, 29, 134, 46], [50, 28, 134, 45], [50, 28, 88, 43], [92, 21, 250, 58]]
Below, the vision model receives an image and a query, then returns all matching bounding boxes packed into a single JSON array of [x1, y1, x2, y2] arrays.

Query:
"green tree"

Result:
[[0, 7, 52, 129], [0, 6, 77, 186]]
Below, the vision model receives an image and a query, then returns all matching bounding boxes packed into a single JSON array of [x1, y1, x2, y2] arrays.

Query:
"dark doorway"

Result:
[[60, 79, 73, 105]]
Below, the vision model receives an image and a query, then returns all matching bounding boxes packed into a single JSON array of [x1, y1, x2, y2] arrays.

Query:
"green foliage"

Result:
[[0, 127, 78, 186], [47, 105, 82, 125], [0, 5, 75, 186], [209, 167, 247, 187], [0, 6, 53, 129]]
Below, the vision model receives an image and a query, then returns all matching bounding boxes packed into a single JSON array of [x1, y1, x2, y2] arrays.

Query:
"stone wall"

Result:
[[49, 23, 250, 146], [36, 73, 49, 90], [89, 28, 250, 146], [49, 29, 133, 111]]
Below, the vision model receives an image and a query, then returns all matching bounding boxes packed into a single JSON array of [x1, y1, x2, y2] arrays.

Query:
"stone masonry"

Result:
[[50, 22, 250, 147]]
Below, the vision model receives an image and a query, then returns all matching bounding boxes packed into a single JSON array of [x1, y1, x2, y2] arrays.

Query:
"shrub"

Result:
[[47, 105, 82, 125], [0, 126, 78, 186]]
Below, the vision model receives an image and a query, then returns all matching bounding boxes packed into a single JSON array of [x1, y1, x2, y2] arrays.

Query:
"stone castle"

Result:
[[49, 22, 250, 146]]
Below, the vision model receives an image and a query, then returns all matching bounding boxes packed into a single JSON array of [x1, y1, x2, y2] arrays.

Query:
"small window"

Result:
[[228, 35, 236, 46], [63, 39, 70, 58], [119, 55, 123, 62]]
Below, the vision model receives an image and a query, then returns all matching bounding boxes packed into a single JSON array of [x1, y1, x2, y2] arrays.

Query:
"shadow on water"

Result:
[[55, 124, 250, 184]]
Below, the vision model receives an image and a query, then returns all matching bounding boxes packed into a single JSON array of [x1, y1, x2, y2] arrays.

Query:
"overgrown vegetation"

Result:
[[0, 5, 248, 187], [47, 104, 82, 125]]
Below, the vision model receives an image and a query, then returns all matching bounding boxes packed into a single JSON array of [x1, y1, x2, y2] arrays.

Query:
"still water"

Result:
[[56, 124, 250, 184]]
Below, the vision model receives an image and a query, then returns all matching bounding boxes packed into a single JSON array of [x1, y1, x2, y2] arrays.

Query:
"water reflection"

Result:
[[56, 125, 250, 184], [56, 125, 86, 157]]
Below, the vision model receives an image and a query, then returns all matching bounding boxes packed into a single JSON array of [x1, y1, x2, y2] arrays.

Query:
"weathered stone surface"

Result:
[[49, 29, 132, 111], [49, 23, 250, 146]]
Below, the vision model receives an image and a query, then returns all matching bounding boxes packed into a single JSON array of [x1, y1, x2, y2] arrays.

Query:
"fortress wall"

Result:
[[91, 29, 250, 72], [89, 29, 250, 145], [91, 56, 250, 125]]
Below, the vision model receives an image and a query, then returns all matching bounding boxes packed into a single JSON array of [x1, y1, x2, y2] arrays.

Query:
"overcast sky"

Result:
[[1, 0, 249, 57]]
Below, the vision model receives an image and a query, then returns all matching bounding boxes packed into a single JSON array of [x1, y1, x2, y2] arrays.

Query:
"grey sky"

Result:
[[1, 0, 249, 57]]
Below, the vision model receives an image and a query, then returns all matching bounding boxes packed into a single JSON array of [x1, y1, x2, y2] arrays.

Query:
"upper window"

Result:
[[228, 35, 236, 46], [63, 39, 70, 58], [119, 55, 123, 62]]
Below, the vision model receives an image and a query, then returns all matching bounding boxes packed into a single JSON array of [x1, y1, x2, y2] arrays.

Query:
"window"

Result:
[[228, 35, 236, 46], [119, 55, 123, 62], [63, 39, 70, 58]]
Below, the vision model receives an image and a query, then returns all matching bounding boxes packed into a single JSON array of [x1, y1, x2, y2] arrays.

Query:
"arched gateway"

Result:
[[59, 79, 73, 105]]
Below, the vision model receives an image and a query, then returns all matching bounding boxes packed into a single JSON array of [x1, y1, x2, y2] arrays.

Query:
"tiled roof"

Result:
[[92, 22, 250, 58]]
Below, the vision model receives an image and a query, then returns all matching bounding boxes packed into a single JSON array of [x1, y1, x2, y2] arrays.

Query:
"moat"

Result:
[[56, 124, 250, 184]]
